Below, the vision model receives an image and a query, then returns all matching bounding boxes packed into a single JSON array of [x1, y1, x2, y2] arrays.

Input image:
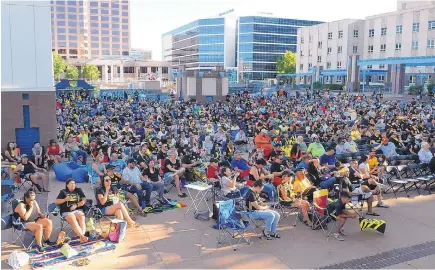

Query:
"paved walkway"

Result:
[[2, 172, 435, 269]]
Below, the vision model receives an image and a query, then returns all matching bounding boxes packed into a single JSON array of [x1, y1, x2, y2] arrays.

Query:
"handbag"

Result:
[[7, 251, 29, 270], [108, 219, 127, 243]]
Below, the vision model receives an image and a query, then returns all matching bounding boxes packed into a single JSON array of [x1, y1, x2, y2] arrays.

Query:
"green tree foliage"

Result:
[[82, 64, 100, 81], [276, 50, 296, 74], [64, 64, 79, 80], [52, 52, 67, 80]]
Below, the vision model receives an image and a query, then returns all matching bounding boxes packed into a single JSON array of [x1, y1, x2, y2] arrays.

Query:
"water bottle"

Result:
[[87, 218, 96, 240]]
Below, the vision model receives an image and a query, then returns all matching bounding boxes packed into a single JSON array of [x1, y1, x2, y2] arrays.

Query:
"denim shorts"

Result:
[[163, 172, 175, 185], [100, 207, 110, 215], [61, 209, 84, 218]]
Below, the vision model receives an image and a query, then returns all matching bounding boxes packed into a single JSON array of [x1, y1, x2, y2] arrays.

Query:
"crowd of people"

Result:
[[3, 89, 435, 250]]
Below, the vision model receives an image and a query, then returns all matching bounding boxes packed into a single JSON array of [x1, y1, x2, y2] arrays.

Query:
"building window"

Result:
[[367, 65, 372, 69], [300, 64, 303, 70], [353, 46, 358, 53], [336, 76, 342, 82], [308, 63, 312, 70], [378, 75, 385, 82], [69, 49, 77, 54], [309, 36, 312, 43], [328, 32, 332, 39], [318, 41, 322, 48], [162, 67, 168, 73], [428, 39, 435, 49], [91, 50, 99, 55], [337, 46, 342, 53], [327, 47, 332, 54], [317, 56, 321, 63], [327, 62, 331, 69], [412, 40, 419, 49], [381, 27, 387, 36], [369, 29, 374, 37], [396, 25, 403, 33], [338, 30, 343, 38], [379, 64, 385, 69], [22, 94, 29, 100], [395, 42, 402, 50], [301, 37, 304, 44], [102, 37, 109, 42], [429, 20, 435, 30], [413, 23, 420, 32], [300, 50, 303, 56], [368, 45, 374, 53], [308, 50, 312, 56], [380, 44, 386, 52], [337, 61, 342, 69], [353, 30, 359, 38]]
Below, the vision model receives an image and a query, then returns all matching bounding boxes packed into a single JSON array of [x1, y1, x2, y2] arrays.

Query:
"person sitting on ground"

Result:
[[307, 135, 326, 157], [55, 178, 89, 243], [47, 139, 62, 164], [220, 167, 249, 198], [13, 154, 49, 193], [246, 180, 281, 240], [14, 189, 54, 253], [327, 192, 358, 241], [32, 142, 44, 168], [163, 150, 187, 197], [277, 171, 312, 227], [419, 142, 433, 164], [64, 136, 87, 165], [97, 175, 140, 227], [293, 168, 316, 202]]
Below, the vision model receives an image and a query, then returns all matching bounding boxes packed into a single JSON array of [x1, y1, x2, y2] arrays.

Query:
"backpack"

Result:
[[212, 202, 219, 220]]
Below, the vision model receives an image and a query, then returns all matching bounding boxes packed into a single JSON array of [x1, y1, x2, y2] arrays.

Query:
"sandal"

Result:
[[178, 193, 187, 198], [129, 222, 140, 228], [303, 220, 312, 227], [270, 233, 281, 239], [262, 230, 272, 240], [366, 212, 380, 216]]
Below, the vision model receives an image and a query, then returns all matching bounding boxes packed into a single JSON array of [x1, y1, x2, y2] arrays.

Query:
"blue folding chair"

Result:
[[216, 199, 255, 251], [1, 179, 17, 212]]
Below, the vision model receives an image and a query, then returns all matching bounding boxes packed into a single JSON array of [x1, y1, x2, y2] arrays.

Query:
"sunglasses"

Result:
[[104, 179, 111, 182]]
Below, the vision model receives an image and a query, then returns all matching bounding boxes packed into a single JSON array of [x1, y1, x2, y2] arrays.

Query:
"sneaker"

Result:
[[43, 240, 56, 247], [333, 233, 344, 241], [36, 245, 46, 253], [339, 228, 347, 236], [376, 202, 390, 208]]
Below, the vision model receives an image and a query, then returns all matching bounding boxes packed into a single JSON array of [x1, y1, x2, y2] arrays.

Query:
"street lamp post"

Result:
[[311, 66, 317, 99]]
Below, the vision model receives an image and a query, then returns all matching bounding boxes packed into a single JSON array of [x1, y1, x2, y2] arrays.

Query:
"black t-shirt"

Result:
[[56, 188, 86, 215], [142, 168, 160, 182], [96, 186, 118, 208], [157, 151, 167, 160], [245, 188, 261, 211], [181, 154, 199, 171], [349, 167, 362, 184], [270, 162, 285, 174], [134, 151, 151, 166], [148, 144, 158, 154], [164, 159, 181, 174], [108, 173, 122, 187], [327, 199, 345, 216]]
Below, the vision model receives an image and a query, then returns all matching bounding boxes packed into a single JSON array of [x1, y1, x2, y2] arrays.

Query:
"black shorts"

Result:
[[361, 180, 377, 191]]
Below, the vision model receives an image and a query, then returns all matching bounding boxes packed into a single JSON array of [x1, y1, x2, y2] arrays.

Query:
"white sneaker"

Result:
[[333, 233, 344, 241], [339, 228, 347, 236]]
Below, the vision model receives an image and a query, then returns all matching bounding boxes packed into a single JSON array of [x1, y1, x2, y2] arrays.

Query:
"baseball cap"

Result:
[[20, 154, 28, 159], [382, 138, 389, 144], [127, 158, 136, 164], [261, 129, 268, 134], [106, 164, 116, 170]]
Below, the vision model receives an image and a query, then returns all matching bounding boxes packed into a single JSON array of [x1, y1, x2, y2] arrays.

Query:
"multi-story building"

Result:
[[162, 18, 227, 71], [238, 16, 322, 81], [130, 48, 152, 60], [297, 19, 365, 85], [162, 11, 322, 82], [50, 0, 130, 60]]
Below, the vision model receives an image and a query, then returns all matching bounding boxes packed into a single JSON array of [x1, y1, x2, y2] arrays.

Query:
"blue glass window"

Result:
[[122, 31, 128, 36], [198, 35, 224, 44], [56, 13, 65, 19], [112, 30, 120, 35], [112, 17, 119, 22], [58, 35, 66, 40], [90, 15, 98, 21], [91, 36, 99, 41], [91, 22, 99, 28], [112, 37, 120, 42], [56, 6, 65, 12], [122, 18, 128, 23], [67, 7, 76, 12], [101, 30, 109, 35], [112, 10, 119, 15], [69, 21, 77, 27], [198, 44, 224, 53], [112, 3, 119, 8], [90, 1, 98, 7], [68, 14, 76, 20], [68, 35, 77, 41], [101, 2, 109, 7], [239, 43, 296, 53], [68, 28, 76, 34], [57, 21, 65, 26], [239, 33, 297, 44], [122, 25, 128, 30], [112, 44, 120, 49], [67, 1, 75, 5], [112, 23, 119, 28], [90, 9, 98, 14], [122, 38, 129, 43], [91, 50, 99, 55], [122, 12, 128, 16], [102, 43, 110, 48], [58, 42, 66, 47], [101, 9, 109, 15], [57, 28, 66, 33], [102, 37, 109, 41], [103, 50, 110, 55], [239, 53, 283, 62], [102, 23, 109, 28], [91, 43, 99, 48], [101, 16, 109, 21], [122, 5, 128, 10], [91, 29, 99, 35], [198, 25, 224, 35], [69, 42, 77, 47], [22, 94, 29, 100], [198, 54, 224, 62]]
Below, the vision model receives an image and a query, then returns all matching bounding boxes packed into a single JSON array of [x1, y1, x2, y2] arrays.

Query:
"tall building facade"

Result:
[[297, 19, 365, 84], [130, 48, 152, 60], [237, 16, 322, 81], [162, 18, 226, 70], [51, 0, 130, 60], [163, 11, 322, 82]]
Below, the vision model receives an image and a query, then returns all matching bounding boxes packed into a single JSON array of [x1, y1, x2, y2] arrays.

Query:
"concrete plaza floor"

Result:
[[1, 172, 435, 269]]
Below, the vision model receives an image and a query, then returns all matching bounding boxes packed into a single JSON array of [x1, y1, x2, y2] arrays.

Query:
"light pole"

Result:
[[311, 66, 317, 99]]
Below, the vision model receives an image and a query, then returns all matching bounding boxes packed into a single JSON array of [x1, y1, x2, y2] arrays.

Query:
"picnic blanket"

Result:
[[28, 237, 115, 269]]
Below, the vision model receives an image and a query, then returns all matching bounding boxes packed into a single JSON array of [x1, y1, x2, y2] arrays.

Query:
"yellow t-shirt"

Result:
[[368, 157, 378, 168], [351, 130, 361, 140], [78, 133, 89, 145], [293, 177, 311, 194]]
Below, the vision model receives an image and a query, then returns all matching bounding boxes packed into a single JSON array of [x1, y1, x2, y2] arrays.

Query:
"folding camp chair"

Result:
[[48, 200, 93, 237], [216, 199, 254, 251], [396, 165, 421, 196], [1, 179, 17, 212], [384, 166, 409, 198], [311, 189, 337, 239]]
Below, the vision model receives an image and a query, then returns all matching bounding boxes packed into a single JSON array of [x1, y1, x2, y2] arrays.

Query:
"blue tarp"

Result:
[[55, 79, 94, 90]]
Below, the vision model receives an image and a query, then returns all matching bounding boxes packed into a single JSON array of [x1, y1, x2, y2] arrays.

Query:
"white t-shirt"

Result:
[[221, 176, 236, 195]]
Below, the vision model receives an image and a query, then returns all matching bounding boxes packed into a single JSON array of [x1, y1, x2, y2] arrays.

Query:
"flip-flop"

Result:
[[366, 212, 380, 216]]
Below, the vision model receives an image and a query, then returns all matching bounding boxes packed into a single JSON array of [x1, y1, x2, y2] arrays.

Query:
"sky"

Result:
[[130, 0, 398, 60]]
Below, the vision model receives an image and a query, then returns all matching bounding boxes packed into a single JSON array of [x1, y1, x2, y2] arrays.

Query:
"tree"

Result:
[[82, 64, 100, 81], [52, 52, 67, 80], [64, 64, 79, 80], [276, 50, 296, 74]]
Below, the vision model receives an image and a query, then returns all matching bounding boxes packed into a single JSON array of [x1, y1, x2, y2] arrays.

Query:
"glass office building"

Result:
[[162, 18, 225, 70], [237, 16, 322, 81]]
